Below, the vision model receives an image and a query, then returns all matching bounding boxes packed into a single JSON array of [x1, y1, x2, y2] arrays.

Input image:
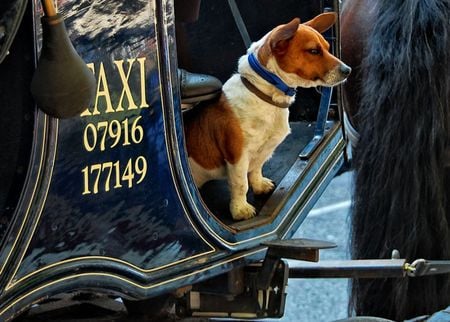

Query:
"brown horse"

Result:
[[341, 0, 450, 320]]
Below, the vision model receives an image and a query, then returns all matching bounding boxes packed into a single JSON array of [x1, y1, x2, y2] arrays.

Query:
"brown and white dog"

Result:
[[183, 13, 351, 220]]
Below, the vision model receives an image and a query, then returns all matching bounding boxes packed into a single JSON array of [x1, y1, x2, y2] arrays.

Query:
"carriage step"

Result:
[[257, 238, 336, 289], [262, 238, 336, 262]]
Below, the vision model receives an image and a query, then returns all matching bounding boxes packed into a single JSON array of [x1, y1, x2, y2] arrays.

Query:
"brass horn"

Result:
[[31, 0, 96, 118]]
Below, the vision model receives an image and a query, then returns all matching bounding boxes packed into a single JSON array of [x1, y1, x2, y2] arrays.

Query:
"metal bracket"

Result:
[[405, 259, 450, 277], [257, 238, 336, 289], [299, 86, 333, 159]]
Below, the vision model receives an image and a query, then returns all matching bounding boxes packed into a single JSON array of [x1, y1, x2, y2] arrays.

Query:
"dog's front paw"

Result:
[[252, 177, 275, 195], [230, 200, 256, 221]]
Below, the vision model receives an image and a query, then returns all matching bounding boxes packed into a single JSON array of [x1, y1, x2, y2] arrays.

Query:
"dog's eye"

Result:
[[308, 48, 321, 55]]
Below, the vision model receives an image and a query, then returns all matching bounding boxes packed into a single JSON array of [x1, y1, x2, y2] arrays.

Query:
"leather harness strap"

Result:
[[227, 0, 252, 48], [343, 111, 360, 148], [240, 76, 290, 109]]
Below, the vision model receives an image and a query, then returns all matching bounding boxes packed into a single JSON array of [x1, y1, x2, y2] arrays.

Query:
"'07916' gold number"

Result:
[[81, 156, 147, 195], [83, 116, 144, 152]]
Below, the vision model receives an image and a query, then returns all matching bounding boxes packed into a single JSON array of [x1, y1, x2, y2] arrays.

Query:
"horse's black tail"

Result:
[[349, 0, 450, 320]]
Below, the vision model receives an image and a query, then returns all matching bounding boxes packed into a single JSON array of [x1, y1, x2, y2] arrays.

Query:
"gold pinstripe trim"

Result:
[[6, 118, 59, 290], [0, 115, 49, 277], [9, 250, 216, 288]]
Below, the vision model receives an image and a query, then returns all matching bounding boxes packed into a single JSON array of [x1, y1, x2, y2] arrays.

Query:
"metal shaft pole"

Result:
[[289, 259, 407, 279]]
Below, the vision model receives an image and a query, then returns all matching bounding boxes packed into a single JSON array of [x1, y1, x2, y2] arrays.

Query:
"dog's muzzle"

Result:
[[324, 63, 352, 85]]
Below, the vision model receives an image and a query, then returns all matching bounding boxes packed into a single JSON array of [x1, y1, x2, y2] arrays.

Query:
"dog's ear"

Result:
[[258, 18, 300, 65], [269, 18, 300, 56], [304, 12, 337, 33]]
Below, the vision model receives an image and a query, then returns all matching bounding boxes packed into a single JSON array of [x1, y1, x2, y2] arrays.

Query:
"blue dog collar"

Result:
[[247, 53, 296, 97]]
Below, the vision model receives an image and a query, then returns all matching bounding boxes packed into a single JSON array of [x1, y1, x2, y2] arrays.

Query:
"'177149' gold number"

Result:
[[81, 156, 147, 195]]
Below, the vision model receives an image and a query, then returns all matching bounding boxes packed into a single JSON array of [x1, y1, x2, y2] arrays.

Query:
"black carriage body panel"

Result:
[[0, 0, 345, 319], [0, 0, 218, 291], [13, 0, 215, 280]]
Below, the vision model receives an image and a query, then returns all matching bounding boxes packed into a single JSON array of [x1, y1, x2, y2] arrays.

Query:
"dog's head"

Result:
[[253, 13, 351, 88]]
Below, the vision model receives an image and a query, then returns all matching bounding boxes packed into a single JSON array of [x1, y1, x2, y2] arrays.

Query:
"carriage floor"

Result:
[[198, 121, 316, 226]]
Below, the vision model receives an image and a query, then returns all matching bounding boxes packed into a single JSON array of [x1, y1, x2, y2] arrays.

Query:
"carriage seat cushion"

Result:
[[0, 0, 28, 64]]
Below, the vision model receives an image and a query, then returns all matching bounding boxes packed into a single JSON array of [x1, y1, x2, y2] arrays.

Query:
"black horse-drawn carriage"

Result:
[[0, 0, 449, 320]]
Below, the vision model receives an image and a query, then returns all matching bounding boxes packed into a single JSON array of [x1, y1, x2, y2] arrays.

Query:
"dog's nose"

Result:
[[340, 63, 352, 76]]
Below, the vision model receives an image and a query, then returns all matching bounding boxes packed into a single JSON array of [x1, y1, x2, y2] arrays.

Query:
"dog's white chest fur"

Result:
[[223, 75, 291, 172]]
